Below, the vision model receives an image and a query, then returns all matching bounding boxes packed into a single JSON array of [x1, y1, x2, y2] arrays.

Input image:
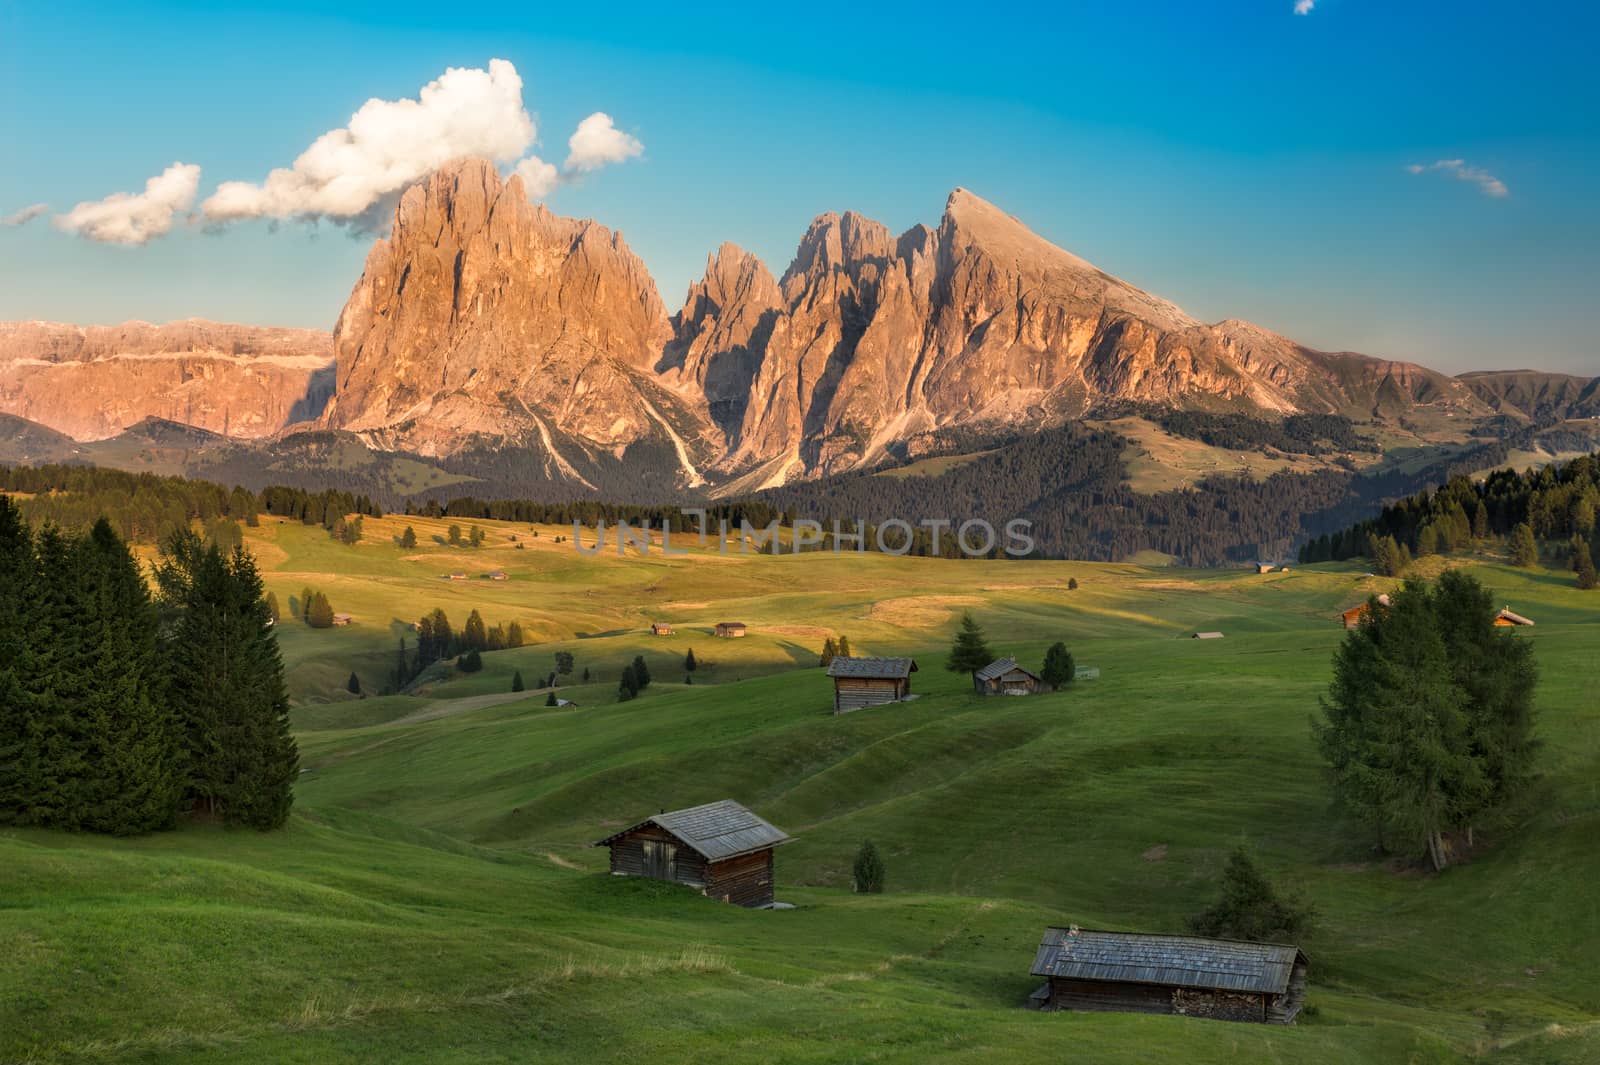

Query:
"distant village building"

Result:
[[594, 799, 790, 908], [974, 657, 1042, 696], [1339, 593, 1392, 629], [1027, 927, 1308, 1025], [652, 622, 675, 636], [486, 570, 508, 581], [827, 656, 918, 713], [714, 621, 748, 638], [332, 613, 353, 627], [1255, 563, 1275, 574], [1192, 631, 1225, 640], [447, 571, 467, 581], [1494, 608, 1535, 627]]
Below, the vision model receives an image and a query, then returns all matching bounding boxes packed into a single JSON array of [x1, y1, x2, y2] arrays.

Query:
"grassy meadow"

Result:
[[4, 512, 1599, 1063]]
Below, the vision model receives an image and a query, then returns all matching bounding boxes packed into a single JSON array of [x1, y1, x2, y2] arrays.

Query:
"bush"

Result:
[[457, 650, 483, 673], [852, 840, 886, 894], [1040, 642, 1075, 689], [1187, 847, 1313, 942], [511, 670, 524, 693]]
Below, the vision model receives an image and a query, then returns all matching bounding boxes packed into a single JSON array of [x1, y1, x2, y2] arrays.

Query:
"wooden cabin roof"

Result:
[[826, 656, 919, 679], [974, 656, 1040, 682], [1496, 608, 1535, 626], [1340, 593, 1392, 620], [1192, 631, 1225, 640], [1030, 927, 1306, 995], [593, 799, 790, 862]]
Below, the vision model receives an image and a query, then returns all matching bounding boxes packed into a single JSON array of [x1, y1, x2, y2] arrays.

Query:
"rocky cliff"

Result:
[[0, 320, 332, 440], [321, 158, 713, 487], [5, 161, 1519, 490]]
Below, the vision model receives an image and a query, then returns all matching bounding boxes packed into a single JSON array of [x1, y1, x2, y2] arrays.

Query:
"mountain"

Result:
[[5, 158, 1584, 499], [1458, 369, 1600, 422], [321, 158, 713, 490], [0, 319, 333, 441]]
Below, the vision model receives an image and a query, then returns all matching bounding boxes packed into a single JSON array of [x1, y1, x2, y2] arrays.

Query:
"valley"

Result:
[[5, 512, 1597, 1063]]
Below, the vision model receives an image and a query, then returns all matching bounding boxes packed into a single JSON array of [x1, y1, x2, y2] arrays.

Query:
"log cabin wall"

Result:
[[605, 825, 708, 889], [704, 850, 776, 908]]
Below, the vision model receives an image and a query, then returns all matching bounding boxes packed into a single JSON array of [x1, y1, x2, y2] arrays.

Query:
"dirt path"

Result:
[[383, 690, 540, 728]]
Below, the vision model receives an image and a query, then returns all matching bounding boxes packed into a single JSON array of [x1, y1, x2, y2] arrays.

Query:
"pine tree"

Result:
[[447, 524, 463, 546], [469, 526, 485, 548], [555, 651, 575, 676], [347, 672, 362, 695], [618, 663, 639, 700], [512, 670, 525, 693], [306, 591, 334, 628], [945, 612, 993, 674], [819, 637, 837, 667], [457, 650, 483, 673], [852, 840, 886, 894], [156, 533, 298, 829], [1040, 642, 1075, 690], [1187, 847, 1313, 941], [298, 586, 313, 620], [26, 524, 92, 828], [545, 691, 558, 706], [400, 526, 418, 549], [393, 637, 411, 689], [506, 621, 525, 648], [0, 497, 40, 825], [76, 519, 184, 834], [582, 667, 591, 682], [464, 609, 488, 652], [632, 655, 651, 690], [1573, 537, 1598, 590], [264, 591, 280, 623], [837, 635, 852, 658], [684, 647, 697, 672]]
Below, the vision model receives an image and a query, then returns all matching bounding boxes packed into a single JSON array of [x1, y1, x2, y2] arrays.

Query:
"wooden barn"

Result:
[[593, 799, 790, 908], [1192, 631, 1224, 640], [331, 613, 353, 627], [1255, 562, 1275, 574], [486, 570, 508, 581], [1339, 593, 1392, 629], [1028, 927, 1308, 1025], [974, 657, 1042, 696], [714, 621, 748, 638], [1495, 607, 1534, 627], [651, 621, 675, 636], [827, 656, 917, 713]]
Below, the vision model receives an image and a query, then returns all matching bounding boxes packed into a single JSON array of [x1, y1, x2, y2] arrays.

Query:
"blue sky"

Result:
[[1, 0, 1596, 374]]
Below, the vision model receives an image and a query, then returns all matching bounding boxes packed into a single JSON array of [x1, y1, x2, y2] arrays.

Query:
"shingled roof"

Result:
[[1030, 927, 1307, 995], [974, 656, 1039, 682], [593, 800, 791, 862], [826, 656, 918, 679]]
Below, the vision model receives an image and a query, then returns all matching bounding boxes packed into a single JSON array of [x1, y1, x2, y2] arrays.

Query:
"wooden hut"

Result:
[[1339, 593, 1392, 629], [486, 570, 508, 581], [1028, 927, 1308, 1024], [1192, 631, 1225, 640], [714, 621, 748, 638], [593, 799, 790, 908], [1255, 562, 1275, 574], [331, 613, 353, 627], [1494, 607, 1534, 627], [826, 656, 917, 713], [651, 621, 675, 636], [974, 657, 1042, 696]]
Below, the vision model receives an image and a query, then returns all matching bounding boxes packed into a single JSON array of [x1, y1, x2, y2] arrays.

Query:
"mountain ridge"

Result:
[[3, 157, 1595, 493]]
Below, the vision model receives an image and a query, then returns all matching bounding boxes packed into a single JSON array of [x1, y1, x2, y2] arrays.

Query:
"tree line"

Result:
[[0, 496, 296, 833], [1300, 451, 1600, 588]]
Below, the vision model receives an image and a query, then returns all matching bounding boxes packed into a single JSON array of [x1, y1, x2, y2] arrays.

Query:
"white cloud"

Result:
[[513, 155, 561, 199], [1, 203, 49, 227], [1406, 159, 1510, 199], [54, 163, 201, 245], [1294, 0, 1315, 13], [198, 60, 645, 226], [564, 113, 643, 173], [203, 59, 535, 226]]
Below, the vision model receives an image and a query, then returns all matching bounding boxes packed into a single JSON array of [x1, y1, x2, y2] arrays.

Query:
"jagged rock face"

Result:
[[0, 320, 332, 440], [679, 188, 1493, 478], [323, 158, 709, 474]]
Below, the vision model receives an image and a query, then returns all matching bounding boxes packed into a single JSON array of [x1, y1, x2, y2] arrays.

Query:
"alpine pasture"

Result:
[[4, 513, 1598, 1064]]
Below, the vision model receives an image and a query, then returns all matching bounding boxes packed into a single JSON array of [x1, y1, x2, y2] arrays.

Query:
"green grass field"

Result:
[[4, 515, 1598, 1063]]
